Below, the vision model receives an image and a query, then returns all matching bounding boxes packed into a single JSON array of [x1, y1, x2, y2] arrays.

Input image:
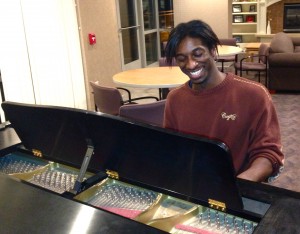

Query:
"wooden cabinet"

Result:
[[232, 1, 259, 44]]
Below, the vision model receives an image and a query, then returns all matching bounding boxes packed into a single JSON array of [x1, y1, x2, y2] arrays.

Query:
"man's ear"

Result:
[[211, 48, 217, 60]]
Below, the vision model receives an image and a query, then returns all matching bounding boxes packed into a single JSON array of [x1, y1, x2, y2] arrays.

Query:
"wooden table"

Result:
[[218, 45, 243, 57], [244, 43, 270, 62], [217, 45, 243, 71], [113, 66, 188, 99], [244, 43, 261, 62], [113, 46, 243, 99]]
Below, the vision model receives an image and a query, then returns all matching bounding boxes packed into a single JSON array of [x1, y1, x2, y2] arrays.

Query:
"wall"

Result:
[[76, 0, 232, 110], [0, 1, 35, 109], [0, 0, 86, 121], [76, 0, 122, 110], [173, 0, 232, 38]]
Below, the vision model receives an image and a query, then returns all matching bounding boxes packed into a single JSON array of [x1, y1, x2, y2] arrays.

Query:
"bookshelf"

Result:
[[232, 1, 259, 43]]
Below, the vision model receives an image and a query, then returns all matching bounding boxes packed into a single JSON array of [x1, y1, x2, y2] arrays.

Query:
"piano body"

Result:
[[0, 101, 299, 233]]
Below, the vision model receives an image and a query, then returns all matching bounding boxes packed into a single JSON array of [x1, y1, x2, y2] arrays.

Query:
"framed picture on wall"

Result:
[[249, 5, 256, 12], [232, 4, 242, 13], [233, 35, 243, 43], [233, 15, 244, 23]]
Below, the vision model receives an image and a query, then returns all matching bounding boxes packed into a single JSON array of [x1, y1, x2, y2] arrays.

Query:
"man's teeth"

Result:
[[190, 68, 203, 76]]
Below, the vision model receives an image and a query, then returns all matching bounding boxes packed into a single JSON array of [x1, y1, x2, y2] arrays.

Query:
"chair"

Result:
[[158, 57, 177, 67], [90, 81, 159, 115], [234, 43, 269, 86], [217, 38, 238, 72], [268, 32, 300, 91], [158, 57, 177, 99], [119, 100, 166, 127]]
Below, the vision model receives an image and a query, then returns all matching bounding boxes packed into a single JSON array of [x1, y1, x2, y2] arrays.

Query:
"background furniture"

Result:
[[232, 1, 259, 43], [113, 67, 189, 100], [244, 42, 266, 62], [234, 43, 269, 86], [268, 32, 300, 91], [119, 100, 166, 127], [217, 38, 237, 72], [158, 57, 177, 67], [89, 81, 158, 115]]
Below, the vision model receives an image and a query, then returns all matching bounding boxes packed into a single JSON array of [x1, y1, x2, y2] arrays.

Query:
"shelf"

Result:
[[232, 12, 257, 15], [233, 22, 257, 25], [233, 32, 257, 35], [232, 1, 257, 4], [232, 1, 259, 43]]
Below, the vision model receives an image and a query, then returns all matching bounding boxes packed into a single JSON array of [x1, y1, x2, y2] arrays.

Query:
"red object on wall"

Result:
[[88, 33, 96, 45], [246, 15, 255, 22]]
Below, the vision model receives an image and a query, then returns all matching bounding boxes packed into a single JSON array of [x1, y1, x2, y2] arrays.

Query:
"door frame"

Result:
[[116, 0, 142, 70]]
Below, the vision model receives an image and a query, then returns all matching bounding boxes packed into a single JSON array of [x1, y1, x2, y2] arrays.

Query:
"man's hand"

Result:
[[237, 157, 273, 182]]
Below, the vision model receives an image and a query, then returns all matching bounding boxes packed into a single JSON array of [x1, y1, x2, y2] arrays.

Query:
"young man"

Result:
[[163, 20, 284, 182]]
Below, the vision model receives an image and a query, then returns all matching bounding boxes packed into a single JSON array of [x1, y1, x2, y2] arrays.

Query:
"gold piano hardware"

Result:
[[32, 149, 42, 158], [208, 199, 226, 212], [106, 170, 119, 180]]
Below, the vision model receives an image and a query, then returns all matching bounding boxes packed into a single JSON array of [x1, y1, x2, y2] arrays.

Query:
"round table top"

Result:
[[113, 66, 189, 88], [218, 45, 243, 57]]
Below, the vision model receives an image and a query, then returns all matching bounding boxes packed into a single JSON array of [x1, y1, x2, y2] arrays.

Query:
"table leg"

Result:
[[159, 88, 170, 100]]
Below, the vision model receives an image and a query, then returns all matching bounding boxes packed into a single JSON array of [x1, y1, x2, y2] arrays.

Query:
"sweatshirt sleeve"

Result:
[[163, 96, 176, 130], [247, 94, 284, 179]]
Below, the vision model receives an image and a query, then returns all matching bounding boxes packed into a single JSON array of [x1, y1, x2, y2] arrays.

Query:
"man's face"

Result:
[[175, 36, 217, 86]]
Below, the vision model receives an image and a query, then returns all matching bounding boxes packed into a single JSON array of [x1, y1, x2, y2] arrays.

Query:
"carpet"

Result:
[[269, 94, 300, 192]]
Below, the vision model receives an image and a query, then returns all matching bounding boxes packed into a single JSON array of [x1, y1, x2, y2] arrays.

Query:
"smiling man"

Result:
[[163, 19, 284, 182]]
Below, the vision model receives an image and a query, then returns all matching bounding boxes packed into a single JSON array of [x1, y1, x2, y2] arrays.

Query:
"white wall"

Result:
[[0, 1, 35, 104], [0, 0, 86, 122]]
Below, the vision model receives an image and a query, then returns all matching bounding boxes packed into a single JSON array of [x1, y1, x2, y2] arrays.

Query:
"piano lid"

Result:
[[1, 101, 243, 211], [1, 101, 89, 167]]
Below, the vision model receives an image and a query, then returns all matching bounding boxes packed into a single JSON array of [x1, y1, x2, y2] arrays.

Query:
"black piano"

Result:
[[0, 101, 299, 233]]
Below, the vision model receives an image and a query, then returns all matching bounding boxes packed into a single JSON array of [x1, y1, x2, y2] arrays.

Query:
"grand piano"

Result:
[[0, 101, 299, 233]]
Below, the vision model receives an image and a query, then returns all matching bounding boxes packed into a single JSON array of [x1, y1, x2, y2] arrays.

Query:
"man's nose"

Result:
[[186, 58, 198, 69]]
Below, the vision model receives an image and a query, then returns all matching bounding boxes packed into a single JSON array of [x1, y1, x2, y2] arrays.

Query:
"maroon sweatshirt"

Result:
[[164, 73, 284, 176]]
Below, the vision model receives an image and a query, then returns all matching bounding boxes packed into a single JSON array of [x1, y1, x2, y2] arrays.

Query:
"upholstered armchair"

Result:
[[268, 32, 300, 91]]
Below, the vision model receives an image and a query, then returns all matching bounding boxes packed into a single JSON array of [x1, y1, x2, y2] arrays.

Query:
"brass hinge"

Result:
[[106, 169, 119, 180], [32, 149, 42, 158], [208, 199, 226, 212]]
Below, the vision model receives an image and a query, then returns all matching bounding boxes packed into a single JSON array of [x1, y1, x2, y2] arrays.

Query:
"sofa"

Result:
[[268, 32, 300, 91]]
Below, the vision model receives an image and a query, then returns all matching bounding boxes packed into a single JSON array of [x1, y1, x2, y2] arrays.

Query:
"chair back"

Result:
[[258, 43, 270, 64], [159, 57, 177, 67], [219, 38, 237, 46], [90, 81, 123, 115], [119, 100, 166, 127]]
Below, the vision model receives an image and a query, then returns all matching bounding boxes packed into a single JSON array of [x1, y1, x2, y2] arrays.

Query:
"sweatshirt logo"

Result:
[[221, 112, 237, 121]]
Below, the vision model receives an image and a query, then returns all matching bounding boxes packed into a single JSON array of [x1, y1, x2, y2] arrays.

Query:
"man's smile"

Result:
[[189, 67, 203, 77]]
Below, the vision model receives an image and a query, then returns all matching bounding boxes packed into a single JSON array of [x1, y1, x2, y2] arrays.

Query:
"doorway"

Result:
[[116, 0, 142, 70], [116, 0, 174, 70]]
